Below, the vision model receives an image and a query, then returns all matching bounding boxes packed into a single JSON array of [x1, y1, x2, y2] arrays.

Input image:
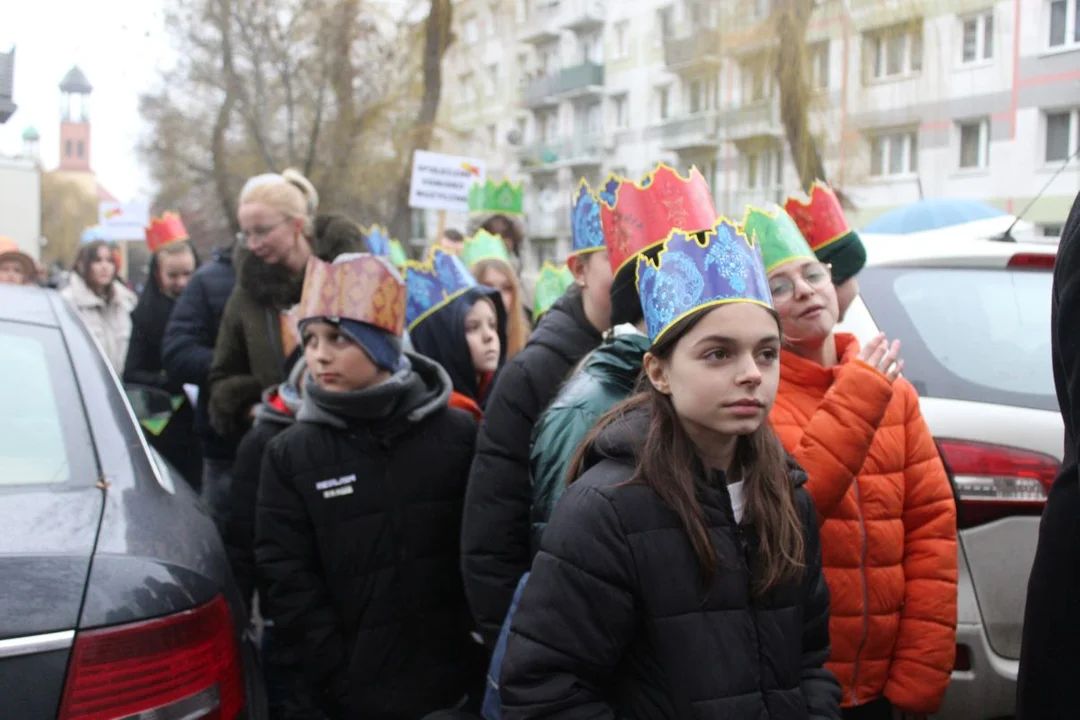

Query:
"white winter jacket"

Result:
[[61, 273, 137, 374]]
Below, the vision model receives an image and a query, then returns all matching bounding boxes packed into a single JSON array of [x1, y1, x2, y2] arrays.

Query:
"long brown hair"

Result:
[[473, 257, 531, 358], [75, 240, 118, 299], [566, 309, 805, 595]]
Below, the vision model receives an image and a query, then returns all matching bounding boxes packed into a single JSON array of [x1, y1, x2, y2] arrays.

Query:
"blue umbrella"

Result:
[[862, 198, 1006, 234]]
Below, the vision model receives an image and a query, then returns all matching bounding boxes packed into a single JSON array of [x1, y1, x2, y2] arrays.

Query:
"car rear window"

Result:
[[0, 321, 96, 485], [859, 266, 1056, 412]]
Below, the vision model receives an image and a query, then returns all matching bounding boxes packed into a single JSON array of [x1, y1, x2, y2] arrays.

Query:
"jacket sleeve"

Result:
[[123, 317, 173, 391], [208, 291, 263, 439], [884, 382, 958, 714], [1054, 197, 1080, 464], [796, 489, 843, 719], [462, 357, 544, 647], [772, 360, 895, 518], [221, 426, 268, 612], [255, 440, 347, 696], [161, 272, 216, 386], [529, 404, 597, 555], [500, 480, 636, 719]]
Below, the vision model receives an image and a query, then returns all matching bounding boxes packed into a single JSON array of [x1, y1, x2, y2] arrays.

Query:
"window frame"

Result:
[[1048, 0, 1080, 50], [957, 118, 990, 170], [868, 129, 919, 177], [1044, 108, 1079, 163], [864, 23, 924, 82], [960, 10, 994, 65]]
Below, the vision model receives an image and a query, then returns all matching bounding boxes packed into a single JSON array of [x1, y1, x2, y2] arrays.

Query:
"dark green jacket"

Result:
[[527, 329, 650, 554]]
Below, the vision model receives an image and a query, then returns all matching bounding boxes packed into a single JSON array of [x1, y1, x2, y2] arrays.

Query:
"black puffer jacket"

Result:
[[461, 286, 603, 647], [500, 406, 841, 720], [256, 353, 486, 719]]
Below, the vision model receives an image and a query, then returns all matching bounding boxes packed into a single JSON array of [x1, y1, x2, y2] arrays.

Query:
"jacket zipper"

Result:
[[850, 478, 871, 707]]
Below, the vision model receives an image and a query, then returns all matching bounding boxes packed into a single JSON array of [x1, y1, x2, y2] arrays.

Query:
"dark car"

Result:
[[0, 284, 266, 719]]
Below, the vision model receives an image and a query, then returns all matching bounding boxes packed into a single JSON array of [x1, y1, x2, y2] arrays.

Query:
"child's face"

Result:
[[645, 303, 781, 438], [302, 321, 388, 392], [465, 297, 501, 374]]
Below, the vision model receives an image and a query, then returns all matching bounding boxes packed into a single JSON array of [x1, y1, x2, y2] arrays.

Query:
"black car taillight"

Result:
[[937, 438, 1059, 529], [58, 594, 245, 720]]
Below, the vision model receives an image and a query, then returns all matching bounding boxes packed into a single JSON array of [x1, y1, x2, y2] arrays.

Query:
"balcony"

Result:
[[718, 98, 783, 142], [659, 112, 720, 153], [725, 188, 786, 216], [528, 197, 571, 237], [520, 62, 605, 107], [561, 0, 606, 33], [517, 2, 561, 45], [518, 134, 605, 170], [664, 29, 723, 72]]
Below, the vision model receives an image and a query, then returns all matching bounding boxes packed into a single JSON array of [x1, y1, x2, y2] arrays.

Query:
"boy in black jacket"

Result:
[[255, 254, 484, 719]]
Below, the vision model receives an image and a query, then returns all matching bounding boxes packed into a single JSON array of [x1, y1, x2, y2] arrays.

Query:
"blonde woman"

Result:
[[207, 169, 368, 443]]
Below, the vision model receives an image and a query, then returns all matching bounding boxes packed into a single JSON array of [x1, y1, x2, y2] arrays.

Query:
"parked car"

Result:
[[0, 284, 266, 719], [838, 234, 1060, 719]]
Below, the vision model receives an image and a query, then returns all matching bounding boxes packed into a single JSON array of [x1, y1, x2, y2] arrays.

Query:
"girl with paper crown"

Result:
[[405, 247, 508, 420], [748, 204, 957, 719], [461, 228, 530, 358], [500, 218, 841, 720], [255, 253, 486, 718]]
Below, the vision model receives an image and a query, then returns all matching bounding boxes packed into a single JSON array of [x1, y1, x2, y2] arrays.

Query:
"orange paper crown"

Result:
[[783, 182, 852, 253], [295, 255, 407, 337], [599, 164, 717, 276], [144, 212, 190, 253]]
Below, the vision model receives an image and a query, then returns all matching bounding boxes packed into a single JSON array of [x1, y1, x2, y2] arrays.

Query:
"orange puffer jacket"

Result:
[[769, 333, 958, 713]]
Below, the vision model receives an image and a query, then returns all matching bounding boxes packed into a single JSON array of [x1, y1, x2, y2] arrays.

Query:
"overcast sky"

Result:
[[1, 1, 167, 202]]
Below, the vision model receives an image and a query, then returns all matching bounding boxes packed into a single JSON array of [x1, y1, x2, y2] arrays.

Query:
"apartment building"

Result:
[[434, 0, 1080, 272]]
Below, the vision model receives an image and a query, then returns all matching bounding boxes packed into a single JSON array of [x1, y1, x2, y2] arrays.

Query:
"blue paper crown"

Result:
[[366, 225, 391, 256], [404, 247, 478, 331], [635, 219, 772, 345], [570, 180, 605, 256]]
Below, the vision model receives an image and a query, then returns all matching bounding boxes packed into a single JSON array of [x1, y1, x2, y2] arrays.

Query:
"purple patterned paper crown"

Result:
[[570, 179, 605, 256], [635, 219, 772, 345], [404, 247, 478, 331]]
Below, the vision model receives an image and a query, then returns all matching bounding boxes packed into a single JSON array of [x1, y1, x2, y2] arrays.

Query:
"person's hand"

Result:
[[856, 332, 904, 382]]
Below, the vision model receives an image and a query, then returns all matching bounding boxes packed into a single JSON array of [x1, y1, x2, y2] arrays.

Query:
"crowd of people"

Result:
[[2, 165, 971, 720]]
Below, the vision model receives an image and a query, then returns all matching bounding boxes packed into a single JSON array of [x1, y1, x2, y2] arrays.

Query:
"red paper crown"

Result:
[[145, 212, 189, 253], [295, 255, 406, 336], [599, 164, 717, 275], [783, 181, 851, 253]]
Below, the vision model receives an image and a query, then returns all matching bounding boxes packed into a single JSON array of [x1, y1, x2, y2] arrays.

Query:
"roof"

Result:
[[861, 234, 1058, 270], [0, 49, 15, 124], [59, 66, 92, 94]]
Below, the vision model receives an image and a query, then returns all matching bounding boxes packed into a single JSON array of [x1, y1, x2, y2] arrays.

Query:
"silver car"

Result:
[[837, 234, 1059, 719]]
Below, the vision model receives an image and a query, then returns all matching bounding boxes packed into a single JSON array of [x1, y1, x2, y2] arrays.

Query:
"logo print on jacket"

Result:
[[316, 474, 356, 499]]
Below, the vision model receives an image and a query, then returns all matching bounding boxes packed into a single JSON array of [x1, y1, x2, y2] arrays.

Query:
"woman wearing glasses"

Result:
[[747, 206, 958, 720], [207, 169, 368, 449]]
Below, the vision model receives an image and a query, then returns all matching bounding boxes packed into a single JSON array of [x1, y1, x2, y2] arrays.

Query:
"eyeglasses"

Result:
[[236, 218, 288, 246], [768, 262, 833, 301]]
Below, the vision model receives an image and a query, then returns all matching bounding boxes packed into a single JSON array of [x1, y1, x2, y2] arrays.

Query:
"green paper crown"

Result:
[[469, 179, 524, 216], [462, 229, 512, 269], [740, 205, 815, 273], [534, 263, 574, 318], [389, 239, 408, 268]]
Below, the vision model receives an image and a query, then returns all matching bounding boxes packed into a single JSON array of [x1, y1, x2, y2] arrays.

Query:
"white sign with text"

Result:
[[408, 150, 486, 213]]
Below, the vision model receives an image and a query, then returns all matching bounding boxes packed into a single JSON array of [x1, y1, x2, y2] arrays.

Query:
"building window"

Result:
[[488, 3, 499, 36], [65, 139, 72, 157], [464, 15, 479, 44], [958, 119, 989, 169], [864, 23, 924, 81], [411, 209, 427, 240], [580, 32, 603, 64], [613, 94, 629, 129], [532, 237, 557, 267], [1045, 109, 1079, 162], [656, 86, 671, 120], [517, 52, 530, 87], [487, 64, 498, 96], [77, 140, 84, 158], [742, 146, 783, 190], [614, 20, 630, 58], [809, 41, 830, 89], [750, 0, 771, 21], [741, 54, 772, 104], [1049, 0, 1080, 49], [657, 6, 675, 43], [961, 11, 994, 63], [869, 129, 919, 176], [688, 78, 711, 114], [462, 74, 477, 103]]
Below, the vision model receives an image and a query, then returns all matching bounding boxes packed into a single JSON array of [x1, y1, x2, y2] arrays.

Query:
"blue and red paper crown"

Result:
[[569, 179, 606, 257], [404, 246, 478, 331], [635, 218, 772, 345]]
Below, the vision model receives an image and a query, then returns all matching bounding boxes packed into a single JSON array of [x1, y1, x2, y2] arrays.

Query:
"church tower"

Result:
[[58, 66, 92, 172]]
